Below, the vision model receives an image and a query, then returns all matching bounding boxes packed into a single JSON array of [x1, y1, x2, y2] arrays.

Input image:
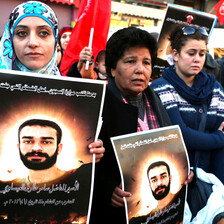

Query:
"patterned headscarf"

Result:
[[0, 1, 60, 75]]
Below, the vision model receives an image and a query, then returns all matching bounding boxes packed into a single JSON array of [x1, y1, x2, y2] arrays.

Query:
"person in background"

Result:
[[56, 42, 62, 68], [90, 27, 193, 224], [216, 55, 224, 88], [67, 47, 108, 82], [151, 26, 224, 184], [0, 0, 104, 164], [58, 25, 72, 53], [203, 51, 221, 84], [94, 49, 107, 80]]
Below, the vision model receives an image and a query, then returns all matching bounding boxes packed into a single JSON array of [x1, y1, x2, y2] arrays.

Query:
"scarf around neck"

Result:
[[162, 66, 216, 105]]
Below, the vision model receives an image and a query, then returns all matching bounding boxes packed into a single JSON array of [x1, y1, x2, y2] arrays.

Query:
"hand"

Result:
[[184, 170, 194, 185], [88, 140, 105, 163], [218, 121, 224, 134], [111, 183, 132, 207], [77, 47, 93, 70]]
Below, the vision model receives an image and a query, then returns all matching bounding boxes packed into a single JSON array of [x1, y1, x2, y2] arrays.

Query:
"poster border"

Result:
[[0, 69, 106, 223], [111, 125, 190, 224]]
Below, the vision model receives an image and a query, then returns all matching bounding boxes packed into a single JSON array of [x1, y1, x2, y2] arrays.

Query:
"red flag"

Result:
[[60, 0, 111, 76], [214, 0, 224, 25]]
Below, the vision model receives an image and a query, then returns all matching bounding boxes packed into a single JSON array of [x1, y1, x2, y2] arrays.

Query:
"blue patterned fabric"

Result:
[[0, 1, 60, 75]]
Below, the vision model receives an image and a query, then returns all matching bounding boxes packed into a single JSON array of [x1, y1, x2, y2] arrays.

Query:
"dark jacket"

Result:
[[90, 79, 171, 224], [203, 52, 221, 84], [216, 56, 224, 88]]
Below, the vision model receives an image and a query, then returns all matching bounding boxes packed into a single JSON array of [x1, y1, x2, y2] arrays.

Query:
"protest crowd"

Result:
[[1, 0, 224, 223]]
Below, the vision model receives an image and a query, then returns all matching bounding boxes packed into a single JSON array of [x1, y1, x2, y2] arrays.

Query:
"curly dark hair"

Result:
[[105, 27, 158, 78]]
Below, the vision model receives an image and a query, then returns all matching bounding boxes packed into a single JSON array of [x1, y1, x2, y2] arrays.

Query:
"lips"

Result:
[[25, 151, 49, 160], [132, 78, 145, 85], [30, 155, 44, 159], [155, 186, 165, 194], [25, 52, 42, 57], [28, 154, 46, 161], [191, 66, 200, 70]]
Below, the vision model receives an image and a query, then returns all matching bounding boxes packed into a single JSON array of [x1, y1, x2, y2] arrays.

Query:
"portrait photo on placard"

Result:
[[0, 70, 105, 223]]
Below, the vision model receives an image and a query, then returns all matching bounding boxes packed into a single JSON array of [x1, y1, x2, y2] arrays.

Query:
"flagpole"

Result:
[[85, 27, 94, 70]]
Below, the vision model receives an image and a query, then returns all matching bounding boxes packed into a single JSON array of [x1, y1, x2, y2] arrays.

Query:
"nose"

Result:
[[28, 32, 39, 48], [135, 61, 144, 73], [194, 53, 201, 62], [157, 178, 163, 186], [32, 142, 42, 151]]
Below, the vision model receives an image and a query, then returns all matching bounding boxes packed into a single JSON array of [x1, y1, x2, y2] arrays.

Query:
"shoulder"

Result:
[[60, 164, 92, 184], [216, 56, 224, 65], [67, 62, 82, 78], [69, 163, 92, 175], [214, 80, 224, 89], [14, 176, 29, 184], [212, 81, 224, 101], [150, 77, 174, 91], [151, 77, 166, 86], [150, 78, 176, 101], [210, 79, 224, 95], [104, 81, 136, 112]]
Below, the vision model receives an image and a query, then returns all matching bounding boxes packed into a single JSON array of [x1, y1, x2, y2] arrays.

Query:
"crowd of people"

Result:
[[0, 0, 224, 223]]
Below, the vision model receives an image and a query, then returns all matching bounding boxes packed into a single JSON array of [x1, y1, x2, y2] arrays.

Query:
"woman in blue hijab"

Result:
[[0, 0, 60, 75], [0, 0, 104, 168]]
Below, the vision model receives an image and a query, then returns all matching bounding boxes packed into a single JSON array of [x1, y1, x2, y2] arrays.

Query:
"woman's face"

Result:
[[13, 17, 55, 70], [111, 46, 152, 96], [60, 31, 71, 51], [173, 39, 207, 85], [56, 43, 62, 66]]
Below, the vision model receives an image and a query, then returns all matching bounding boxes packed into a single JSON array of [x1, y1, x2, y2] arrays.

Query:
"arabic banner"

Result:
[[152, 4, 217, 80], [111, 125, 190, 224], [0, 70, 106, 223]]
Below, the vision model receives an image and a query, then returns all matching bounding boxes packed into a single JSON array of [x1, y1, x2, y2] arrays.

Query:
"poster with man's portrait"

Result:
[[0, 70, 106, 223], [111, 125, 190, 224], [152, 4, 217, 80]]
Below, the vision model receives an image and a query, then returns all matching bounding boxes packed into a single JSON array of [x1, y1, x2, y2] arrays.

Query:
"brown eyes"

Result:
[[15, 30, 27, 37], [39, 31, 51, 37], [14, 30, 51, 38], [61, 34, 69, 39], [125, 60, 151, 65], [188, 50, 206, 56]]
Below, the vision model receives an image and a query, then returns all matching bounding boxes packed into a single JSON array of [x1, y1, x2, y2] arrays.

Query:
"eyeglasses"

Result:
[[182, 27, 208, 37]]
